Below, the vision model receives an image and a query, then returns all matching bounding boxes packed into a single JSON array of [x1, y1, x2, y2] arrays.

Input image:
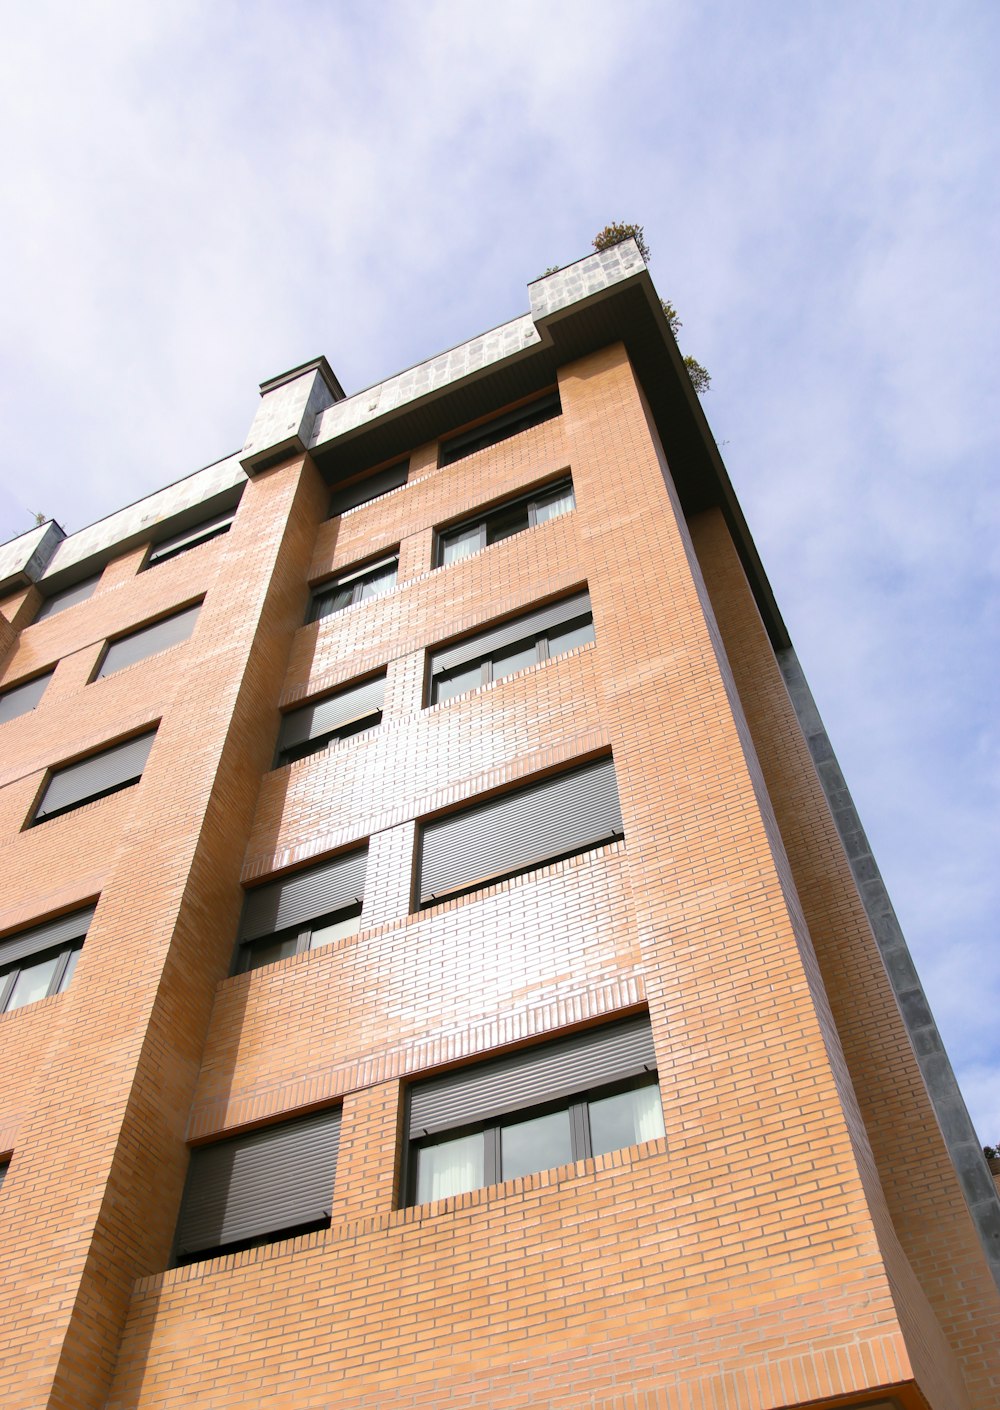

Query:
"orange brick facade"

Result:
[[1, 254, 997, 1409]]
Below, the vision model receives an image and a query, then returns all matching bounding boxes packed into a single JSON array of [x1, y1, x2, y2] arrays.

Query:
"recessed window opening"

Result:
[[406, 1015, 664, 1205], [328, 460, 409, 517], [276, 673, 385, 767], [0, 906, 94, 1014], [416, 755, 622, 909], [429, 591, 594, 706], [236, 847, 368, 973], [145, 508, 236, 568], [436, 478, 574, 569], [0, 670, 54, 725], [33, 573, 101, 624], [438, 389, 561, 467], [308, 555, 398, 624], [173, 1106, 341, 1264], [31, 732, 156, 825], [95, 602, 201, 679]]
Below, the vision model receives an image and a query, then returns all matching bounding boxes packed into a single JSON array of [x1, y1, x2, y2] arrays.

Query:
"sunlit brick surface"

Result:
[[0, 342, 995, 1409]]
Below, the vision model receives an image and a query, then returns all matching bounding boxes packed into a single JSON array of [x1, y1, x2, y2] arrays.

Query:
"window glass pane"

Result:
[[434, 662, 482, 704], [308, 910, 362, 951], [246, 934, 301, 971], [441, 525, 482, 565], [500, 1108, 573, 1180], [532, 486, 575, 525], [492, 640, 537, 681], [5, 954, 60, 1011], [58, 946, 81, 994], [359, 565, 397, 601], [548, 617, 595, 656], [588, 1083, 664, 1158], [486, 506, 529, 545], [415, 1132, 485, 1203]]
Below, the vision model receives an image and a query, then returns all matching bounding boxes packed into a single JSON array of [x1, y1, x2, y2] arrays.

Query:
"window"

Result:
[[0, 1161, 7, 1192], [436, 478, 574, 568], [429, 591, 594, 705], [0, 906, 94, 1014], [0, 669, 54, 725], [439, 390, 561, 467], [236, 847, 367, 972], [33, 573, 101, 624], [174, 1106, 341, 1263], [32, 731, 156, 824], [308, 554, 398, 624], [145, 508, 236, 567], [416, 755, 622, 907], [406, 1015, 664, 1204], [95, 602, 201, 680], [328, 460, 409, 517], [276, 673, 385, 766]]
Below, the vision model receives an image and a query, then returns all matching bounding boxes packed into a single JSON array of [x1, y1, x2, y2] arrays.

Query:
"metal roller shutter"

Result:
[[0, 671, 53, 724], [241, 849, 368, 942], [98, 604, 201, 679], [34, 574, 100, 623], [431, 591, 591, 675], [146, 508, 236, 566], [36, 732, 156, 822], [409, 1016, 656, 1137], [0, 907, 95, 970], [277, 675, 385, 755], [175, 1106, 341, 1256], [418, 755, 622, 904], [329, 461, 408, 516]]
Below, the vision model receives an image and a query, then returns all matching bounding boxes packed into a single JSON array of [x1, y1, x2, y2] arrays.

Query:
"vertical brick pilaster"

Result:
[[363, 822, 416, 930], [0, 455, 329, 1410], [334, 1082, 403, 1221]]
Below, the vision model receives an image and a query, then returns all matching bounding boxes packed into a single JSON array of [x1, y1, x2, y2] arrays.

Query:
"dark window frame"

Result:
[[237, 903, 363, 973], [275, 672, 386, 768], [173, 1105, 342, 1265], [143, 508, 237, 569], [234, 846, 368, 975], [0, 907, 93, 1015], [32, 573, 101, 624], [0, 940, 82, 1013], [404, 1015, 662, 1206], [31, 731, 157, 825], [408, 1073, 662, 1202], [428, 593, 594, 706], [327, 459, 409, 518], [435, 477, 574, 569], [93, 601, 202, 681], [415, 755, 623, 909], [438, 389, 561, 467], [307, 553, 399, 624], [0, 669, 54, 725]]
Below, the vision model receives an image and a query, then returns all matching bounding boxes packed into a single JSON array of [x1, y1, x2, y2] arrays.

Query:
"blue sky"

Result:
[[1, 1, 997, 1139]]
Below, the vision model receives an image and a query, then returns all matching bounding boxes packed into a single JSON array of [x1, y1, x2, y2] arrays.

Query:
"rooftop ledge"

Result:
[[1, 241, 787, 649]]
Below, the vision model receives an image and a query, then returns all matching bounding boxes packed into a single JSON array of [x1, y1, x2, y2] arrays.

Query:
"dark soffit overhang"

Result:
[[312, 272, 789, 649]]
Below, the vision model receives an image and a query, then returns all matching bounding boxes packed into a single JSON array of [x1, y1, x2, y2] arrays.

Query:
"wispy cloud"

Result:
[[1, 0, 997, 1143]]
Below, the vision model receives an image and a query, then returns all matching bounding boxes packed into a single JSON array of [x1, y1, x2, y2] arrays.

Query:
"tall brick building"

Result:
[[1, 241, 998, 1410]]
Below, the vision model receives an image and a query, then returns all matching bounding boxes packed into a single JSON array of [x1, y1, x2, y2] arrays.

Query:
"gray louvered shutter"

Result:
[[241, 849, 367, 943], [34, 574, 100, 622], [175, 1107, 341, 1255], [418, 756, 622, 904], [147, 508, 236, 565], [0, 670, 53, 724], [329, 461, 408, 516], [431, 591, 591, 676], [98, 603, 201, 679], [278, 676, 385, 755], [0, 907, 95, 970], [36, 732, 156, 821], [409, 1016, 655, 1137]]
